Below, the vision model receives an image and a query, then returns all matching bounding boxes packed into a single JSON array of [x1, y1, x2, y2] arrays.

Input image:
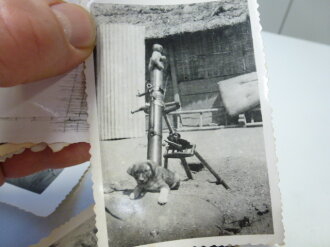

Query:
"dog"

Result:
[[127, 160, 180, 205]]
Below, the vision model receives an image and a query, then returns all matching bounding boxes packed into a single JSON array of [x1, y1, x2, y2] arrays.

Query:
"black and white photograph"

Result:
[[0, 64, 90, 144], [47, 216, 97, 247], [0, 144, 90, 216], [91, 0, 283, 246], [6, 169, 63, 194], [30, 207, 96, 247]]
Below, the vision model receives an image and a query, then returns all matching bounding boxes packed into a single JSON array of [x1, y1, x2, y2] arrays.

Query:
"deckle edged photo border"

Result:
[[87, 0, 284, 246]]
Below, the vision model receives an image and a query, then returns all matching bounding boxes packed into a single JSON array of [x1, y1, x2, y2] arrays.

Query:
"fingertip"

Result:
[[0, 0, 96, 86], [51, 3, 96, 49], [48, 142, 91, 169], [1, 142, 91, 178]]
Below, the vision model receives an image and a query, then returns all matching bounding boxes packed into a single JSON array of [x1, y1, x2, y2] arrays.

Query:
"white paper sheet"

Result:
[[0, 64, 89, 143], [0, 162, 90, 217]]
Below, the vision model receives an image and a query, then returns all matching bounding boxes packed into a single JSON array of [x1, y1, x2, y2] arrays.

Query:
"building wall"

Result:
[[97, 24, 146, 140], [146, 20, 256, 127]]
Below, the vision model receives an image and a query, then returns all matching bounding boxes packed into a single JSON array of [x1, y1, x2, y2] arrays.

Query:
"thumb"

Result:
[[0, 0, 96, 87]]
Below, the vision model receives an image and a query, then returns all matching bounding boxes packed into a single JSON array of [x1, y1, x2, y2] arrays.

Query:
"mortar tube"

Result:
[[147, 96, 164, 165], [147, 46, 165, 166]]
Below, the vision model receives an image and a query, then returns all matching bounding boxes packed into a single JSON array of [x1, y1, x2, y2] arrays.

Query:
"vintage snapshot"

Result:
[[45, 216, 97, 247], [0, 64, 89, 143], [0, 143, 90, 216], [90, 0, 283, 246], [6, 169, 64, 194], [31, 207, 97, 247]]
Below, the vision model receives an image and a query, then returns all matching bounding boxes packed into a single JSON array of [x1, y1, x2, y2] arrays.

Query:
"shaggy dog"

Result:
[[127, 160, 180, 205]]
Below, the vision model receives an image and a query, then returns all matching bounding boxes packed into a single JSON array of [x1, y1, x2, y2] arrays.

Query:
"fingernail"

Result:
[[31, 143, 48, 153], [49, 143, 70, 153], [51, 3, 95, 48]]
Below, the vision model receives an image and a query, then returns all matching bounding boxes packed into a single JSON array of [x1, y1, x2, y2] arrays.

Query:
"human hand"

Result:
[[0, 0, 96, 86], [0, 0, 95, 185], [0, 143, 91, 186]]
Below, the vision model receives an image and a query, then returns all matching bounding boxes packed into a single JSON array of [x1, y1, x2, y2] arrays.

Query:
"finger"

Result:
[[0, 0, 95, 86], [1, 142, 90, 178]]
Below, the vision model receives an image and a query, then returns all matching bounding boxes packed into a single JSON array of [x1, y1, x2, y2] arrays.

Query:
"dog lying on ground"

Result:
[[127, 160, 180, 205]]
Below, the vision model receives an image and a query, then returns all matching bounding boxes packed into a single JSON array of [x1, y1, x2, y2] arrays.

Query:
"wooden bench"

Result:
[[168, 108, 222, 130]]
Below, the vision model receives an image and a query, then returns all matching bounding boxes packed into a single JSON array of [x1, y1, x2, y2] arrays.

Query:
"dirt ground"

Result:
[[101, 127, 273, 247]]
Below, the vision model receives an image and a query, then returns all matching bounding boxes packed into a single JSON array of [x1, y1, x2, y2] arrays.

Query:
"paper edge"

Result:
[[0, 163, 90, 217], [29, 206, 95, 247], [85, 55, 110, 247]]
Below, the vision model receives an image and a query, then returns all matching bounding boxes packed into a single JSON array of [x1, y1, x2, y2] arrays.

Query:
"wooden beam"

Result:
[[168, 44, 181, 105], [168, 44, 182, 129]]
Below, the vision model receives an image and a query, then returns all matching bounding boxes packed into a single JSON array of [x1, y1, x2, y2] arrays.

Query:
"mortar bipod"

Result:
[[163, 114, 230, 190]]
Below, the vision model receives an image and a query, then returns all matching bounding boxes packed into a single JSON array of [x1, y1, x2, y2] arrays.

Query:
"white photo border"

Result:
[[0, 162, 89, 217], [30, 206, 95, 247]]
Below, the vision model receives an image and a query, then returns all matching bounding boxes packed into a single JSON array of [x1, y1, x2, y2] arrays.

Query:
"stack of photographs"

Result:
[[5, 0, 284, 246]]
